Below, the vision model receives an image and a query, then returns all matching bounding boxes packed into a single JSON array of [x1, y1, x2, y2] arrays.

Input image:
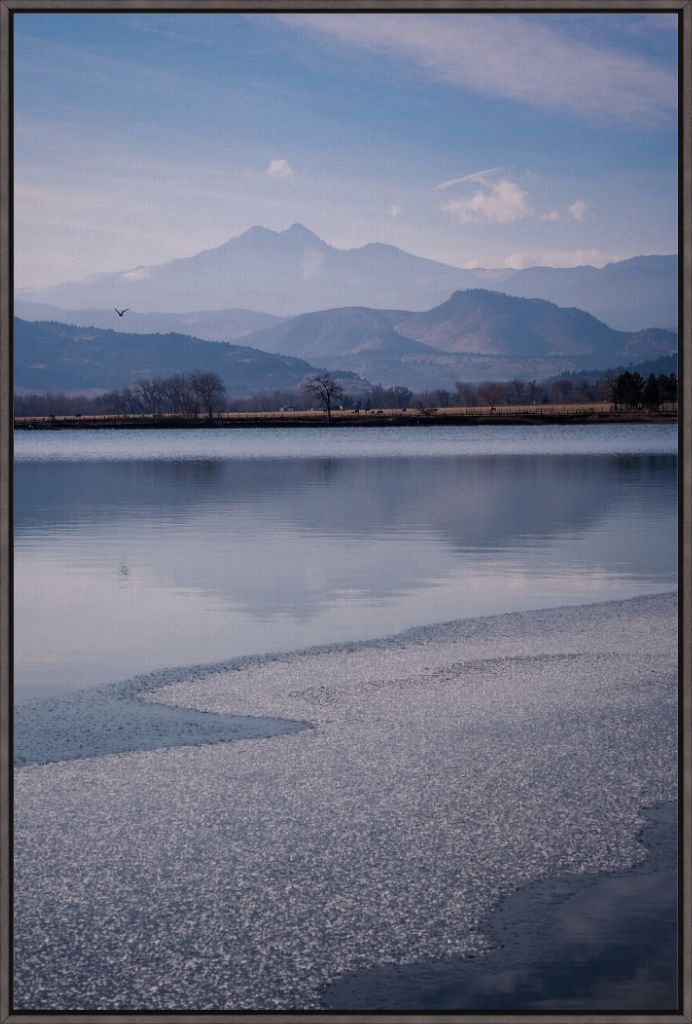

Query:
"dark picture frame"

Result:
[[0, 2, 690, 1021]]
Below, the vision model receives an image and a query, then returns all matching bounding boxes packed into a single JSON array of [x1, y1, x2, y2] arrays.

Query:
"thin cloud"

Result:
[[433, 167, 502, 191], [266, 158, 294, 178], [504, 248, 617, 270], [279, 13, 676, 124], [568, 199, 588, 221]]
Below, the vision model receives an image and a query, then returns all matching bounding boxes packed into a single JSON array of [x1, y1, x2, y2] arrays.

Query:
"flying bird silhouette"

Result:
[[114, 307, 130, 317]]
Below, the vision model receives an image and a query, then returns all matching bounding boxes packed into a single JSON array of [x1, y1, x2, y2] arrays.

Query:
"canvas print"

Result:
[[8, 3, 681, 1015]]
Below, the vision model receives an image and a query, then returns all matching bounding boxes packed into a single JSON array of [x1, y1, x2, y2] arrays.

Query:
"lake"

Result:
[[14, 423, 677, 701], [13, 422, 679, 1012]]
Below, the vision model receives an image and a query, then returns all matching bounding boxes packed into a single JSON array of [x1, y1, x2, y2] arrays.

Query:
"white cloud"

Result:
[[389, 203, 401, 219], [440, 179, 532, 224], [120, 266, 151, 281], [439, 171, 563, 225], [568, 199, 588, 221], [266, 158, 294, 178], [279, 14, 676, 124], [433, 167, 502, 191]]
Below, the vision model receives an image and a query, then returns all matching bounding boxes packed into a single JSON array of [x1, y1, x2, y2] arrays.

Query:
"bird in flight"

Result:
[[114, 307, 130, 317]]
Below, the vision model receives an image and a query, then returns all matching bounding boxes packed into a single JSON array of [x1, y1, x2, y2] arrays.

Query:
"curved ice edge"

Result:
[[15, 591, 677, 769], [134, 589, 677, 703], [319, 798, 679, 1013], [13, 695, 312, 768]]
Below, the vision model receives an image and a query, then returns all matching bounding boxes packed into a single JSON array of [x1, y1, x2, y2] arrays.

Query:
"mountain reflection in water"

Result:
[[14, 430, 677, 699]]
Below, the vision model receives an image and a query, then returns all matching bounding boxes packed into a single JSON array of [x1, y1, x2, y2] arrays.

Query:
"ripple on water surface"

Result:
[[14, 422, 678, 461]]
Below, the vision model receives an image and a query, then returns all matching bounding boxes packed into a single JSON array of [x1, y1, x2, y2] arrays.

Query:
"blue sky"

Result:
[[14, 10, 678, 288]]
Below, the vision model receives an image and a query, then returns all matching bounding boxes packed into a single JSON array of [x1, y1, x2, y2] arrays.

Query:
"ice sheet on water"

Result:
[[14, 593, 677, 1011]]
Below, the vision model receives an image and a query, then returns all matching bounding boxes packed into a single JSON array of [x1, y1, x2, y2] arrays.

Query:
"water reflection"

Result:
[[321, 802, 678, 1012], [14, 453, 676, 548], [14, 448, 677, 699]]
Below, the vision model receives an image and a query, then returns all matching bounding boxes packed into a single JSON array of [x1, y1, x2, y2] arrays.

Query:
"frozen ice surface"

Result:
[[321, 801, 678, 1011], [14, 593, 677, 1011]]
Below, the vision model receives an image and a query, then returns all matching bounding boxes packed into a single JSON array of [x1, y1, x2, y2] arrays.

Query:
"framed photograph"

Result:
[[1, 1, 689, 1020]]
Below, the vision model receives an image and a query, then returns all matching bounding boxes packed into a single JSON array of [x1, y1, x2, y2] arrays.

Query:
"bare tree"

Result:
[[301, 373, 345, 421], [135, 377, 162, 413], [108, 388, 142, 414], [476, 382, 504, 409], [415, 401, 437, 417], [165, 372, 197, 414], [189, 370, 226, 421], [454, 381, 477, 407]]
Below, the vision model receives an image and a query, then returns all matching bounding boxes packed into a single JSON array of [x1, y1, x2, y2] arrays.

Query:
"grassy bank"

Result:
[[14, 403, 677, 430]]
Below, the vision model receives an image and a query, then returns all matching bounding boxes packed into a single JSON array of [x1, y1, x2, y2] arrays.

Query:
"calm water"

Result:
[[14, 424, 677, 701]]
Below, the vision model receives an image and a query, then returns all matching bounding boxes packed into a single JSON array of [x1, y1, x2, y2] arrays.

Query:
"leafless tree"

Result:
[[108, 388, 142, 414], [415, 401, 437, 417], [507, 379, 527, 404], [476, 382, 504, 408], [301, 373, 345, 421], [548, 379, 573, 405], [165, 373, 197, 414], [135, 377, 163, 413], [526, 379, 541, 404], [189, 370, 226, 421], [454, 381, 477, 407]]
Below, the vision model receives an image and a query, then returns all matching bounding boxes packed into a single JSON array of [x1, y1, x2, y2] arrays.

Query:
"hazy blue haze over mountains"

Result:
[[17, 225, 466, 318], [14, 287, 677, 393], [493, 256, 677, 332], [16, 224, 677, 332], [13, 318, 351, 396], [12, 304, 284, 342], [14, 226, 677, 392], [237, 290, 676, 387]]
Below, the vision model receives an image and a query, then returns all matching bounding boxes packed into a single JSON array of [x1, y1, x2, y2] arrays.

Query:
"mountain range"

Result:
[[237, 289, 676, 387], [16, 224, 677, 332], [13, 318, 365, 397], [14, 286, 677, 393], [13, 303, 283, 342]]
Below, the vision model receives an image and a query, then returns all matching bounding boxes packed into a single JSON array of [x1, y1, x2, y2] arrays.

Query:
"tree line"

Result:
[[15, 371, 227, 420], [607, 371, 677, 411], [14, 368, 677, 418]]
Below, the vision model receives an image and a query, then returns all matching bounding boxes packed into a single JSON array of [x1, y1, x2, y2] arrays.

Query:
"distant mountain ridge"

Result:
[[502, 255, 678, 332], [17, 224, 466, 318], [239, 289, 677, 387], [544, 353, 678, 385], [14, 285, 677, 393], [13, 302, 284, 342], [13, 318, 365, 396], [16, 223, 677, 331]]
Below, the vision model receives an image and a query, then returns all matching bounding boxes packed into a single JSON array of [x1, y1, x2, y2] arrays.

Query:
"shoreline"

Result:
[[14, 408, 677, 430]]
